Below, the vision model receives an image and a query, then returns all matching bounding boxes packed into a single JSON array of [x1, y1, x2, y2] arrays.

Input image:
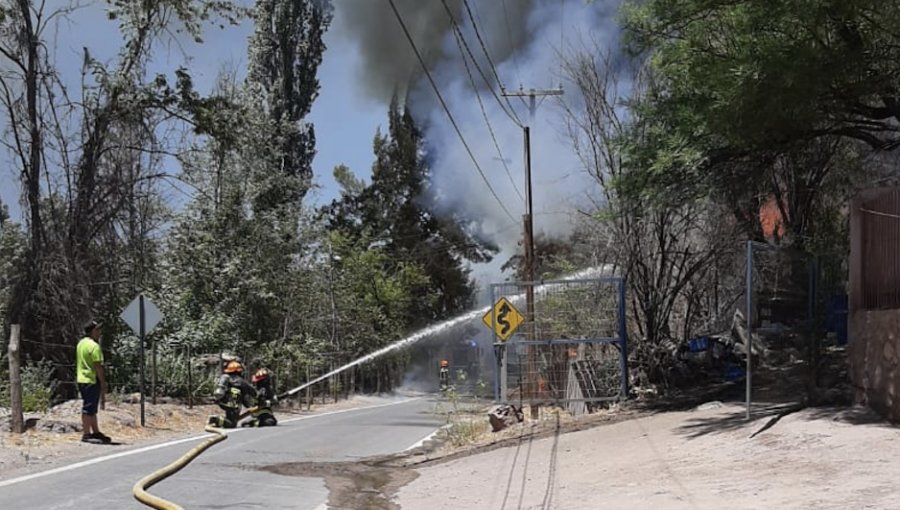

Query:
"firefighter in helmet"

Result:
[[208, 360, 256, 428], [243, 368, 278, 427], [439, 359, 450, 393]]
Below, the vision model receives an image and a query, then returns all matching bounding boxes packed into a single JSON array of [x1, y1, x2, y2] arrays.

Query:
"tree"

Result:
[[561, 45, 740, 386], [159, 0, 333, 395], [624, 0, 900, 152], [620, 0, 880, 247], [0, 0, 244, 389], [245, 0, 332, 209], [326, 99, 497, 326]]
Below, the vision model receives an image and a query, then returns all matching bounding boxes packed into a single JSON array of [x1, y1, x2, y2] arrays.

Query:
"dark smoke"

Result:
[[335, 0, 533, 101], [334, 0, 626, 281]]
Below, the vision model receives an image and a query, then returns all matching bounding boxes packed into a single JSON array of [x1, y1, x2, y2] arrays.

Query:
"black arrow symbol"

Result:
[[497, 302, 512, 335]]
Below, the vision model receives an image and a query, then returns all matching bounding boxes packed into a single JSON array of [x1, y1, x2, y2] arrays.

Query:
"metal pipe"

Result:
[[745, 241, 753, 420]]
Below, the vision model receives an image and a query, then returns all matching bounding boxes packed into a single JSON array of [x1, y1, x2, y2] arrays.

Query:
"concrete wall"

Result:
[[849, 309, 900, 421]]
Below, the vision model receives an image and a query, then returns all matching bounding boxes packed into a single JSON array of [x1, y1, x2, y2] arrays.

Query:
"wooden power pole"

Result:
[[501, 86, 563, 419]]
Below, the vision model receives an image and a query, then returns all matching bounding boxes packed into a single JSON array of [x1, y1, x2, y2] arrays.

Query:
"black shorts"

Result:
[[78, 383, 100, 416]]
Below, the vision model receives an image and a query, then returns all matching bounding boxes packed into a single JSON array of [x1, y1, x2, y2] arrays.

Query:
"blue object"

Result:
[[824, 294, 848, 345], [724, 366, 746, 381], [688, 337, 710, 352]]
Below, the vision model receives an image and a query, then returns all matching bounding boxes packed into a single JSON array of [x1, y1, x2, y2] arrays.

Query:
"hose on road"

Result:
[[132, 407, 257, 510]]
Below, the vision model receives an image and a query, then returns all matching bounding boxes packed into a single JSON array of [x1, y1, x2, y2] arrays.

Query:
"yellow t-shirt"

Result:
[[75, 337, 103, 384]]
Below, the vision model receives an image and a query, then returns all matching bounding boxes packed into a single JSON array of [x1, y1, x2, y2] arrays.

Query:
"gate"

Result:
[[489, 276, 628, 412]]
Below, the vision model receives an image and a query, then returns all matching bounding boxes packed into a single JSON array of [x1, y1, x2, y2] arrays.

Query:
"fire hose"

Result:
[[132, 407, 256, 510], [132, 374, 329, 509]]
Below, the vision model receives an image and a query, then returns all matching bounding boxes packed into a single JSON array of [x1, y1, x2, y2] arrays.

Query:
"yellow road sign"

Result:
[[482, 297, 525, 342]]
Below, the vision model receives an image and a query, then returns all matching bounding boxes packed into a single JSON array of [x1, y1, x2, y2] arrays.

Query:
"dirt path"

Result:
[[396, 402, 900, 509]]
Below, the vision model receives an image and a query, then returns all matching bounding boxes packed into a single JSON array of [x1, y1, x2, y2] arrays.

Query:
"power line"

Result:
[[461, 0, 524, 124], [387, 0, 517, 224], [441, 0, 523, 129], [441, 0, 524, 201]]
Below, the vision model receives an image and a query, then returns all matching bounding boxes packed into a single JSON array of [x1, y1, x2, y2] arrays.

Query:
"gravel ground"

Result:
[[396, 402, 900, 510]]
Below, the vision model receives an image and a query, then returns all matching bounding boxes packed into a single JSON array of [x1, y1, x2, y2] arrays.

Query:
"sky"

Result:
[[0, 0, 625, 285], [0, 0, 387, 218]]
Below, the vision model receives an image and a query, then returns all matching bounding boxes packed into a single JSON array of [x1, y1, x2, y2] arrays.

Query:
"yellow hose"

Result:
[[132, 408, 257, 509]]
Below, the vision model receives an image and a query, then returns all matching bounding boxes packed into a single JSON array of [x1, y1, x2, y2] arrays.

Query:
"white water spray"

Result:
[[278, 266, 614, 398]]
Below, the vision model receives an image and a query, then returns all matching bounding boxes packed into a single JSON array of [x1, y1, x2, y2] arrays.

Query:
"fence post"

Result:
[[187, 343, 193, 410], [618, 278, 629, 399], [306, 364, 312, 410], [8, 324, 24, 433], [745, 241, 754, 420]]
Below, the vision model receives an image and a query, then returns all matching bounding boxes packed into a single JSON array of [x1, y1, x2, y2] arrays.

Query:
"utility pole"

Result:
[[502, 86, 563, 419]]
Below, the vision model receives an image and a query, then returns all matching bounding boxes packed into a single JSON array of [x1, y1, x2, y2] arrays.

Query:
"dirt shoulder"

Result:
[[0, 394, 401, 480], [395, 401, 900, 510]]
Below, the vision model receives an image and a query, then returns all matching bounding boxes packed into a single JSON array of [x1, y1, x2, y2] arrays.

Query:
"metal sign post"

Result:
[[746, 241, 753, 421], [121, 294, 164, 427], [139, 295, 146, 426]]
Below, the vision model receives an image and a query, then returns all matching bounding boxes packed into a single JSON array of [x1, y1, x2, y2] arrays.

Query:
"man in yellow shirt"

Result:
[[76, 320, 110, 444]]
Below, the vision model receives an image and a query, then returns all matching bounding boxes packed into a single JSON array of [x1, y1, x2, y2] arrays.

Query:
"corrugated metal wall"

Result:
[[860, 188, 900, 310]]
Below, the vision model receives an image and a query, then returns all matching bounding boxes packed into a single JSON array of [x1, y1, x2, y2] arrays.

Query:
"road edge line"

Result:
[[0, 397, 421, 488]]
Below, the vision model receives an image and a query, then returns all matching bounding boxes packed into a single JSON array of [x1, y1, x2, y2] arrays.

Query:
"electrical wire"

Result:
[[441, 0, 523, 129], [461, 0, 523, 121], [441, 0, 524, 201], [388, 0, 517, 224]]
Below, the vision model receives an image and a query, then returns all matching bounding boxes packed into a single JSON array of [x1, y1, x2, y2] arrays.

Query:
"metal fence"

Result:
[[745, 242, 847, 417], [490, 277, 627, 412]]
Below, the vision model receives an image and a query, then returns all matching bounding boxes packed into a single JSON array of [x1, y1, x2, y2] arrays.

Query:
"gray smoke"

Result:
[[336, 0, 533, 101], [334, 0, 625, 281]]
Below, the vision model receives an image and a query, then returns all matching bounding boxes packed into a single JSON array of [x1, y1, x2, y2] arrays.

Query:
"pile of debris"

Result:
[[487, 404, 524, 432]]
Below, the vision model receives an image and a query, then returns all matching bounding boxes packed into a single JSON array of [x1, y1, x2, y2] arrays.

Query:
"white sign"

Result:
[[120, 294, 163, 336]]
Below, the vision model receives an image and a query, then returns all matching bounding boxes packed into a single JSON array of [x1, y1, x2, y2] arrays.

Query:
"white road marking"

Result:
[[0, 397, 421, 488], [403, 425, 444, 452]]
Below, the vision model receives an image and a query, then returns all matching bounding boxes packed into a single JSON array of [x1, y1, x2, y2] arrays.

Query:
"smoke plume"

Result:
[[334, 0, 625, 281]]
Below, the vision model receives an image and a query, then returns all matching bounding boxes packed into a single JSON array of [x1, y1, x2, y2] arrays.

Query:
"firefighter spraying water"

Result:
[[439, 359, 450, 392]]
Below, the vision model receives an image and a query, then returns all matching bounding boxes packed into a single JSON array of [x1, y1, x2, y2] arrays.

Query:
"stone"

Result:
[[488, 404, 524, 432], [694, 401, 725, 412], [36, 419, 79, 434], [884, 340, 896, 363]]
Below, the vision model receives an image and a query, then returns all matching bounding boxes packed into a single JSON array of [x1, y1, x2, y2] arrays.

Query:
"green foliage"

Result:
[[0, 358, 56, 413], [619, 0, 884, 247], [326, 99, 497, 326], [624, 0, 900, 151], [20, 359, 55, 412]]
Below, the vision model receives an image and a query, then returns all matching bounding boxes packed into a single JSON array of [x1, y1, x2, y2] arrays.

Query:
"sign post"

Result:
[[121, 294, 163, 427], [482, 297, 525, 403]]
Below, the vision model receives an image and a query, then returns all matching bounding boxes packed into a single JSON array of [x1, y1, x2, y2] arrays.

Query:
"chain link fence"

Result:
[[491, 277, 627, 413]]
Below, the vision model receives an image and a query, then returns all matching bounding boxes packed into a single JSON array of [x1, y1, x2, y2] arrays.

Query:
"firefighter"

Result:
[[243, 368, 278, 427], [208, 360, 256, 428], [439, 359, 450, 393]]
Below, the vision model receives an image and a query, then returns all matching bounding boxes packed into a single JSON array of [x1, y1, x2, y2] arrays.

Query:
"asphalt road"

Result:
[[0, 396, 442, 509]]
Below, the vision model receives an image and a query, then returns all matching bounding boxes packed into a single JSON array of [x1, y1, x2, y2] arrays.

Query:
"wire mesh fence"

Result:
[[745, 242, 848, 414], [491, 277, 627, 411]]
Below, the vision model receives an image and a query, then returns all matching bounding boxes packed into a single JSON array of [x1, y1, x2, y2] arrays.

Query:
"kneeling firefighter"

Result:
[[208, 360, 256, 428], [243, 368, 278, 427]]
